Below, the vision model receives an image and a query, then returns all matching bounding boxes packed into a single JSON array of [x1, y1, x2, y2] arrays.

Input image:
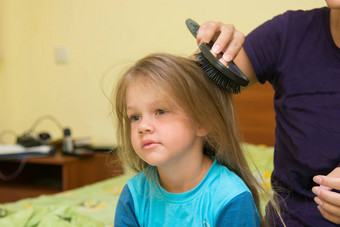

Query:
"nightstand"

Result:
[[0, 149, 123, 203]]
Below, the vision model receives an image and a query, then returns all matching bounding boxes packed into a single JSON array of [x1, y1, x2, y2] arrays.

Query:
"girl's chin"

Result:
[[140, 155, 169, 168]]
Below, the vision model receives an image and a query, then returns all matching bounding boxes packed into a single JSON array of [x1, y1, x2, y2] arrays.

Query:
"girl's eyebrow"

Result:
[[126, 104, 139, 114], [127, 99, 166, 110]]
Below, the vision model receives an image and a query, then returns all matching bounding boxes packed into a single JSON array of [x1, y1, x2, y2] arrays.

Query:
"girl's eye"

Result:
[[156, 109, 167, 115], [129, 115, 141, 122]]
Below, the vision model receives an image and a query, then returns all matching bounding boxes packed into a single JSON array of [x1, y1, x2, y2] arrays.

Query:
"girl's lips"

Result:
[[142, 140, 160, 150]]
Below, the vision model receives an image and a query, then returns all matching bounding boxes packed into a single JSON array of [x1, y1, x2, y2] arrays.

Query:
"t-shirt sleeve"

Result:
[[244, 12, 288, 84], [216, 191, 261, 227], [114, 184, 140, 227]]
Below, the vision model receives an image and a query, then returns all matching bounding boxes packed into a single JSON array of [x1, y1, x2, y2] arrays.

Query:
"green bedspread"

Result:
[[0, 143, 274, 227]]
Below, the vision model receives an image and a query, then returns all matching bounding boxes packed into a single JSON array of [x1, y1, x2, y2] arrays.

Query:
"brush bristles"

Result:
[[194, 52, 241, 94]]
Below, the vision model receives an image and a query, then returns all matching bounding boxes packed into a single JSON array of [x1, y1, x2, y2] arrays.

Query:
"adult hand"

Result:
[[312, 167, 340, 224], [196, 21, 245, 66]]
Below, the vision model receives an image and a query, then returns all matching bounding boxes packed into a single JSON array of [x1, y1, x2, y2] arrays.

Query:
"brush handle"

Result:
[[186, 18, 200, 38], [186, 19, 216, 48]]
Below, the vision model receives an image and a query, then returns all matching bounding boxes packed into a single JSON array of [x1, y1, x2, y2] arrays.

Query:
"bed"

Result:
[[0, 83, 276, 227]]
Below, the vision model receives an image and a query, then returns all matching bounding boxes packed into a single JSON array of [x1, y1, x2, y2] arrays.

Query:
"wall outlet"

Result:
[[55, 45, 69, 64]]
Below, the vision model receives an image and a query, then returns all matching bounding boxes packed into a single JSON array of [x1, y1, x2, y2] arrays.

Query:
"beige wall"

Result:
[[0, 0, 326, 145]]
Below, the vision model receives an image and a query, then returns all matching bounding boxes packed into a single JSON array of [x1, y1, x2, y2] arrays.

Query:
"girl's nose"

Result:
[[138, 117, 155, 135]]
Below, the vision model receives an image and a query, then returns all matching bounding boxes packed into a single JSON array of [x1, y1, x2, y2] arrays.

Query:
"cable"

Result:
[[0, 157, 27, 181], [28, 114, 64, 133], [0, 115, 63, 181]]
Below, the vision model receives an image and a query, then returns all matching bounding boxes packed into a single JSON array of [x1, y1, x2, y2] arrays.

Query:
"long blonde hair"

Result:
[[112, 53, 282, 226]]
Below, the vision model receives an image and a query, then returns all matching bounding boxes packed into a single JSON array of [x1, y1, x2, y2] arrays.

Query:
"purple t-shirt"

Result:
[[244, 7, 340, 226]]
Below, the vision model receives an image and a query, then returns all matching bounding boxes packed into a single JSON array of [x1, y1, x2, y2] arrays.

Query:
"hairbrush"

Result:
[[186, 18, 249, 94]]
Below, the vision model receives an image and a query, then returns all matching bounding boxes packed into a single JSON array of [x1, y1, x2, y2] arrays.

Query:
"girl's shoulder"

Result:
[[209, 161, 251, 197], [126, 167, 158, 194]]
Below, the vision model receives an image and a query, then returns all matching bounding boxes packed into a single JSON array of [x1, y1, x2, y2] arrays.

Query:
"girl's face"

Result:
[[126, 79, 206, 169]]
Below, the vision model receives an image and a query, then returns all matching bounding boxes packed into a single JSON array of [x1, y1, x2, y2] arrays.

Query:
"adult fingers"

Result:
[[317, 206, 340, 224], [222, 28, 245, 63], [197, 21, 222, 46], [314, 175, 340, 191], [327, 167, 340, 178], [197, 22, 245, 66], [313, 186, 340, 207]]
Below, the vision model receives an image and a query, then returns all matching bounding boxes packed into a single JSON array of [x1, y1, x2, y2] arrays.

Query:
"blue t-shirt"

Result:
[[244, 7, 340, 227], [114, 159, 260, 227]]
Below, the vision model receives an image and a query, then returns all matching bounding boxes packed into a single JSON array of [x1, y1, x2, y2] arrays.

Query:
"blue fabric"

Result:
[[244, 7, 340, 227], [114, 159, 260, 227], [114, 185, 139, 227]]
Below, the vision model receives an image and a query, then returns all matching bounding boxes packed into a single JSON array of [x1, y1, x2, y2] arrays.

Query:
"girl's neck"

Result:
[[158, 155, 213, 193], [330, 9, 340, 48]]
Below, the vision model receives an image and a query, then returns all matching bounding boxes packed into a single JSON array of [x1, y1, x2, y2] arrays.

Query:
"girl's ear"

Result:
[[196, 127, 208, 137]]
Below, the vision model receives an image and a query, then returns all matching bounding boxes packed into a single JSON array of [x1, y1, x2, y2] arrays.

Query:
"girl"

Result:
[[113, 53, 264, 226]]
